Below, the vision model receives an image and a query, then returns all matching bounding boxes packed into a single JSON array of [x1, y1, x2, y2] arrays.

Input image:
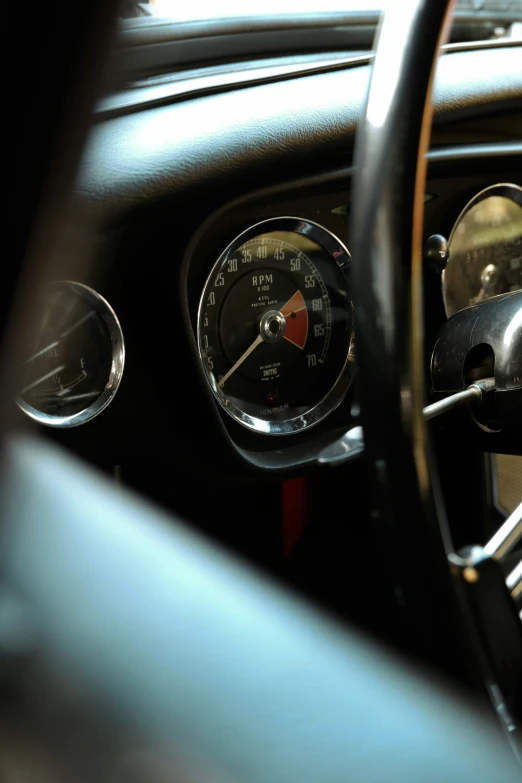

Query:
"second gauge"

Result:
[[197, 217, 354, 435]]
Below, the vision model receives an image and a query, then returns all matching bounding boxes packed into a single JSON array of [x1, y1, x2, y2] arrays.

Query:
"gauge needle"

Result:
[[218, 334, 263, 389], [280, 290, 306, 319], [218, 291, 308, 389], [20, 366, 65, 395], [281, 290, 309, 350]]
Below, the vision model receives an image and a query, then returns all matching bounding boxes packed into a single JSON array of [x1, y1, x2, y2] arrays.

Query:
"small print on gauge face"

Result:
[[197, 217, 355, 435]]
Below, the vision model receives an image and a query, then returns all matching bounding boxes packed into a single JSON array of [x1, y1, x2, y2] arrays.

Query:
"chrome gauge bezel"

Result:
[[442, 182, 522, 318], [17, 281, 125, 428], [197, 216, 355, 436]]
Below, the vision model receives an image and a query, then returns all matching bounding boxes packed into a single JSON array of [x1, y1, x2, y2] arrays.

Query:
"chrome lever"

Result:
[[318, 378, 496, 466], [423, 377, 495, 420], [484, 500, 522, 564], [507, 560, 522, 604]]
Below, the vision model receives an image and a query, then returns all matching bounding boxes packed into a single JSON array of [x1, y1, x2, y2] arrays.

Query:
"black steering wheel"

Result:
[[351, 0, 462, 662], [1, 0, 521, 780], [351, 0, 522, 748]]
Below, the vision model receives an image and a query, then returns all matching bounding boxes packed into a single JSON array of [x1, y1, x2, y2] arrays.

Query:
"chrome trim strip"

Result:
[[98, 39, 521, 118], [118, 12, 383, 44], [444, 39, 522, 53], [98, 53, 373, 117], [428, 142, 522, 162], [118, 12, 521, 49]]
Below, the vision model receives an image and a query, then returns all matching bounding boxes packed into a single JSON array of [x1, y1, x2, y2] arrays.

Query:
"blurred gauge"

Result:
[[18, 281, 124, 427], [443, 183, 522, 317]]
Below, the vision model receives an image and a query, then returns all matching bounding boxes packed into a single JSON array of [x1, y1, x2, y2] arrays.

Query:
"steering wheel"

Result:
[[351, 0, 522, 747], [1, 0, 521, 780]]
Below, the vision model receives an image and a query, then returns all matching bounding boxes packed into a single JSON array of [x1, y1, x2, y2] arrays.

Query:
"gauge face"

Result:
[[18, 282, 124, 427], [197, 217, 354, 435], [443, 183, 522, 317]]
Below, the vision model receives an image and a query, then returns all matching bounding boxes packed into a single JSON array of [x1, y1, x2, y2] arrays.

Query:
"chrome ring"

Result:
[[197, 216, 355, 436], [17, 281, 125, 428]]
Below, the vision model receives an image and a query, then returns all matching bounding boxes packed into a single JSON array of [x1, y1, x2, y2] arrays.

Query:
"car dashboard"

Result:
[[13, 41, 522, 564]]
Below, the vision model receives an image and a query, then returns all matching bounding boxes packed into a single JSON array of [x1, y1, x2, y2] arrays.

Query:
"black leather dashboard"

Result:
[[77, 45, 522, 223], [27, 41, 519, 483]]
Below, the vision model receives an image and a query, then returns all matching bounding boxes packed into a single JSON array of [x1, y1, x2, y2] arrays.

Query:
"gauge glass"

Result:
[[18, 281, 124, 427], [443, 183, 522, 317], [197, 217, 354, 435]]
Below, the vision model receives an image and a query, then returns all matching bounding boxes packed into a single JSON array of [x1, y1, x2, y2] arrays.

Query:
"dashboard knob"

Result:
[[424, 234, 449, 273]]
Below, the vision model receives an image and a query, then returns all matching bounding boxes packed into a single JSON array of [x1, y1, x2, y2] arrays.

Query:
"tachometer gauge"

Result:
[[18, 281, 124, 427], [197, 217, 354, 435], [443, 183, 522, 317]]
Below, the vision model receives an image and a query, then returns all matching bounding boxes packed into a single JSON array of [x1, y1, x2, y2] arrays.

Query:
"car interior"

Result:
[[2, 0, 522, 780]]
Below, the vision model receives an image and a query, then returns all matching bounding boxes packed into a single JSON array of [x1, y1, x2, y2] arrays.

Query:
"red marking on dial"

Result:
[[281, 290, 308, 350]]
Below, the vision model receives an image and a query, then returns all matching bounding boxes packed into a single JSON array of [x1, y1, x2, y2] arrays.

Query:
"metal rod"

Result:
[[423, 386, 481, 420], [484, 500, 522, 562], [423, 378, 495, 421], [318, 379, 497, 467]]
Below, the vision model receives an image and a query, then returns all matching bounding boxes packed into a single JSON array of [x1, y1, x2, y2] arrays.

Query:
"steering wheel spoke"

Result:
[[485, 501, 522, 566], [449, 532, 522, 753]]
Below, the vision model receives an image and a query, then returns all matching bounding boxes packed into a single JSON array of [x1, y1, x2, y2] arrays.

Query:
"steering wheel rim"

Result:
[[351, 0, 522, 751], [350, 0, 466, 657]]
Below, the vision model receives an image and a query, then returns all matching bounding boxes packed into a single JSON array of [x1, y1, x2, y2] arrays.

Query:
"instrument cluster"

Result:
[[15, 183, 521, 439]]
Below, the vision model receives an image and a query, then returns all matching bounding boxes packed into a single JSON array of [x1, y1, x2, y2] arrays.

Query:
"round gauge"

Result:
[[18, 281, 124, 427], [443, 183, 522, 317], [197, 217, 354, 435]]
